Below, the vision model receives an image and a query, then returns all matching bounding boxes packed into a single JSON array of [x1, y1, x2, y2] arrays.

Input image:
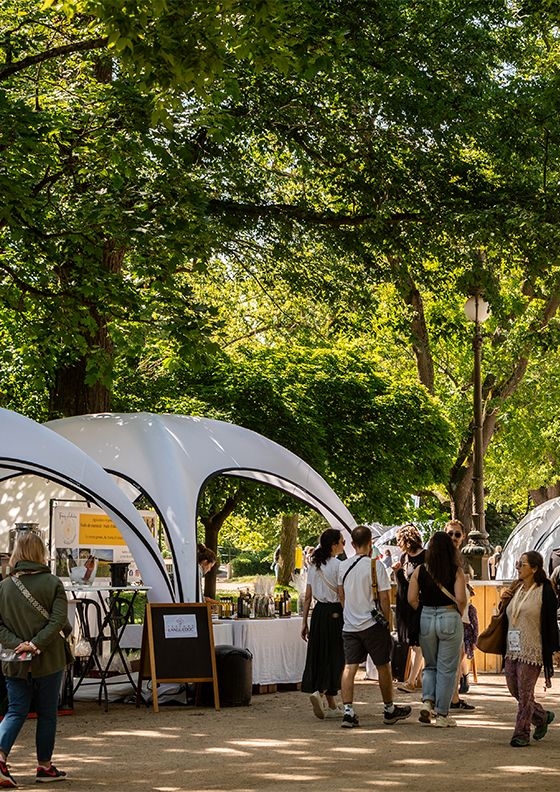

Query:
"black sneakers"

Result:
[[35, 765, 67, 783], [383, 704, 412, 725], [450, 699, 475, 711], [0, 761, 17, 788], [341, 712, 360, 728]]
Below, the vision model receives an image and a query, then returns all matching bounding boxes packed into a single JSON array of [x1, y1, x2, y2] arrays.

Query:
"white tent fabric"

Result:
[[45, 413, 358, 602], [499, 498, 560, 580], [0, 474, 141, 537], [0, 408, 173, 601]]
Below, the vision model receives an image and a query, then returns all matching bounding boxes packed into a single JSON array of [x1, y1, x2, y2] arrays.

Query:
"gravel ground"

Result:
[[5, 672, 560, 791]]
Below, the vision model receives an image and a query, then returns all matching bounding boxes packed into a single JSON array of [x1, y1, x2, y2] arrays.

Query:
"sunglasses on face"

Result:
[[446, 531, 463, 539]]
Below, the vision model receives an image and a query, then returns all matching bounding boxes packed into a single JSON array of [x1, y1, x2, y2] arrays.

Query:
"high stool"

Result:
[[72, 598, 109, 708]]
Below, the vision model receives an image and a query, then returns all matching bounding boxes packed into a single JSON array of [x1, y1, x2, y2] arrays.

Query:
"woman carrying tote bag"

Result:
[[501, 551, 559, 748]]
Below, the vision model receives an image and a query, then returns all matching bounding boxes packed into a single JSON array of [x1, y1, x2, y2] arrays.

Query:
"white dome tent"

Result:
[[45, 413, 358, 601], [498, 497, 560, 580], [0, 408, 173, 601]]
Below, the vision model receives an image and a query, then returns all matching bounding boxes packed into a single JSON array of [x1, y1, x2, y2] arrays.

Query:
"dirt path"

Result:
[[6, 673, 560, 791]]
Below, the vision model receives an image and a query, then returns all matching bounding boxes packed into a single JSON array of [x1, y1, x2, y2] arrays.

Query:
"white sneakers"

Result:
[[418, 701, 433, 725], [309, 691, 325, 719], [309, 692, 343, 720], [435, 714, 457, 728]]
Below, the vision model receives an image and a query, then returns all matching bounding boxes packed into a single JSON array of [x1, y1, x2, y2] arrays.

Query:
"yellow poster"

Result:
[[78, 513, 126, 546]]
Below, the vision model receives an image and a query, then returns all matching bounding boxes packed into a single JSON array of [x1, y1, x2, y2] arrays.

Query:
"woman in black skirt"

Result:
[[301, 528, 346, 719], [393, 524, 426, 692]]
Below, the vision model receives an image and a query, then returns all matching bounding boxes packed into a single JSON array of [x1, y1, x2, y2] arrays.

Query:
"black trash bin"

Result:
[[197, 644, 253, 707]]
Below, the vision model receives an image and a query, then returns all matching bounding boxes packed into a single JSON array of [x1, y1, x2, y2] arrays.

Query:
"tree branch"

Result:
[[206, 198, 421, 227], [388, 260, 435, 393], [0, 261, 59, 298], [0, 37, 108, 81]]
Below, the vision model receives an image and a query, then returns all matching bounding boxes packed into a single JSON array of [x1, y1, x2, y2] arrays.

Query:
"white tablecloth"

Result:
[[228, 616, 306, 685], [212, 620, 235, 646]]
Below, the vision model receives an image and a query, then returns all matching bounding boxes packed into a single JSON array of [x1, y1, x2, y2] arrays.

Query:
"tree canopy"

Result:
[[3, 1, 560, 540]]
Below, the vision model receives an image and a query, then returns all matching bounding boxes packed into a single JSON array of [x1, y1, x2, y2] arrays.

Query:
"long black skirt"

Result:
[[301, 601, 344, 696]]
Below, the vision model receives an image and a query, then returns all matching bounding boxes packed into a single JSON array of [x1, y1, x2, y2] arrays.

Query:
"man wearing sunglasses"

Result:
[[444, 520, 476, 711]]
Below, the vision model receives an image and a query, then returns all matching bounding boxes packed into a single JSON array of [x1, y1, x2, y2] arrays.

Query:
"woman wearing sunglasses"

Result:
[[502, 551, 559, 747]]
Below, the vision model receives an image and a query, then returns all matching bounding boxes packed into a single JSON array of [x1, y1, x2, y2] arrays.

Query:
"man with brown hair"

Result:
[[337, 525, 411, 729]]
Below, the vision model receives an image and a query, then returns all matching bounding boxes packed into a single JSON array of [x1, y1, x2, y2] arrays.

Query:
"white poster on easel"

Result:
[[51, 499, 157, 582], [163, 614, 198, 639]]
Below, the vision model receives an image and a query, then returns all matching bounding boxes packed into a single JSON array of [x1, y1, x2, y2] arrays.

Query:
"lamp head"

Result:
[[464, 294, 490, 323]]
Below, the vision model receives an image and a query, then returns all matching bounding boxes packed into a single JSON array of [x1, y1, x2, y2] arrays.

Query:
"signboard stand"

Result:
[[137, 603, 220, 713]]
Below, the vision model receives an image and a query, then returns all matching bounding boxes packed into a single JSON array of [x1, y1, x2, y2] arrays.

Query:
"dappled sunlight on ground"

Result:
[[6, 674, 560, 790]]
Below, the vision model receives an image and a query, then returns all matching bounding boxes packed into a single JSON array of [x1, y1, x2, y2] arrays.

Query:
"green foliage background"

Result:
[[4, 1, 560, 551]]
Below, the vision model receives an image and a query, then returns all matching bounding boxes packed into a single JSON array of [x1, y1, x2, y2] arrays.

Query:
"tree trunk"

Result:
[[48, 241, 124, 417], [398, 277, 560, 534], [529, 481, 560, 506], [390, 262, 435, 394], [48, 55, 122, 418], [199, 491, 243, 599], [278, 513, 298, 586]]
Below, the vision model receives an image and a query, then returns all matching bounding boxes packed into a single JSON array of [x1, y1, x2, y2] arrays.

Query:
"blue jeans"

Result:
[[419, 606, 463, 716], [0, 671, 63, 763]]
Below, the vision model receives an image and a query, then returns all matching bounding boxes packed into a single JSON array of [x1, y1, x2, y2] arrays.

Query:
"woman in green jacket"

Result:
[[0, 532, 69, 786]]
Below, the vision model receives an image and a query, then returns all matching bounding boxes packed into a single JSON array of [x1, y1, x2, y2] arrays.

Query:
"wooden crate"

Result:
[[470, 581, 508, 673]]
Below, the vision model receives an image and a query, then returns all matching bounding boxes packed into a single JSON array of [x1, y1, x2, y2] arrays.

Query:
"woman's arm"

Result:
[[407, 567, 421, 609], [301, 583, 313, 640], [454, 568, 468, 615]]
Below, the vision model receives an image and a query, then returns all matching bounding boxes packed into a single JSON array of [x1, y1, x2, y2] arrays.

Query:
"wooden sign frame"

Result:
[[137, 602, 220, 712]]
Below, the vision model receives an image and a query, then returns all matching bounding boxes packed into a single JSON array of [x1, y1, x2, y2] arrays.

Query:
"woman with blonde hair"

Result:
[[0, 531, 69, 786]]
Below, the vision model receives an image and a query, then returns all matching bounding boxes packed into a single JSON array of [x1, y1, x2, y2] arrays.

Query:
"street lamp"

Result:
[[464, 293, 491, 557]]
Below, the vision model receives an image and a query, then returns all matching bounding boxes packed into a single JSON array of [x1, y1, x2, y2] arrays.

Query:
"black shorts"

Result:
[[342, 623, 392, 667]]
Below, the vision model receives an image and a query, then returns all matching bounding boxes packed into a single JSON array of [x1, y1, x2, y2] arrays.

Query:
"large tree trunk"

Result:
[[391, 261, 435, 395], [48, 55, 121, 418], [278, 513, 298, 586], [48, 242, 125, 417]]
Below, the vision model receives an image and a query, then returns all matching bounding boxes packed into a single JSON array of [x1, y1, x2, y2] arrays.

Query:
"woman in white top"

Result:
[[301, 529, 345, 719]]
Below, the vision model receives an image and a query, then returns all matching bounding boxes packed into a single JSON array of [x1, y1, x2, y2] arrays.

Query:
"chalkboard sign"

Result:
[[137, 603, 220, 712]]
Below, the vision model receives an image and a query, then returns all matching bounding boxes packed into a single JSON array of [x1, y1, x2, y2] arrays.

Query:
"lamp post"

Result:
[[463, 293, 491, 576]]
